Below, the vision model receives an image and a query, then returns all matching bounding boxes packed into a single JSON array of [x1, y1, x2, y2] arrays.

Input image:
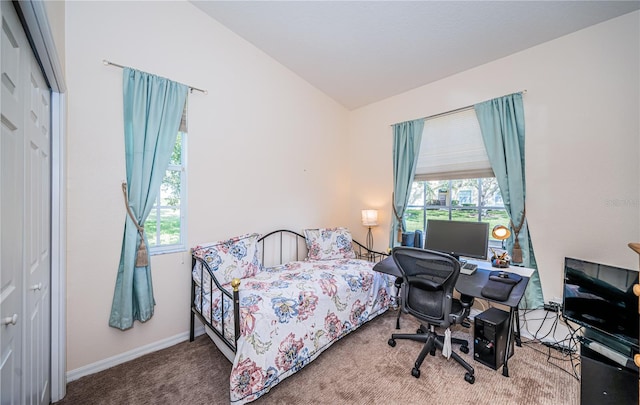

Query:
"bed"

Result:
[[190, 228, 393, 404]]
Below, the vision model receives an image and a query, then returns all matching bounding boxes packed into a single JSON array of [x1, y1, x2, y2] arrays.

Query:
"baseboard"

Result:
[[66, 326, 205, 382]]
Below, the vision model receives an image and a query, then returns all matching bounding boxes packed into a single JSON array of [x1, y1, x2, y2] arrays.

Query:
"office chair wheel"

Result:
[[411, 367, 420, 378], [464, 373, 475, 384], [416, 327, 425, 334], [460, 345, 469, 354], [388, 338, 396, 347]]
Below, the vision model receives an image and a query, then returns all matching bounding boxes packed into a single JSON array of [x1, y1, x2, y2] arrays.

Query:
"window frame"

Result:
[[146, 131, 188, 255], [407, 178, 507, 249]]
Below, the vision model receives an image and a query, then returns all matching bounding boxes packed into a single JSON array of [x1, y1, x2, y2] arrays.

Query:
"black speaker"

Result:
[[401, 232, 415, 247], [473, 307, 514, 370], [580, 344, 638, 405], [413, 230, 423, 249]]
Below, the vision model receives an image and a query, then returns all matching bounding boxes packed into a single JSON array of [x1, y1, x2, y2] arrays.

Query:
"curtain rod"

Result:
[[102, 59, 208, 95], [392, 89, 527, 126]]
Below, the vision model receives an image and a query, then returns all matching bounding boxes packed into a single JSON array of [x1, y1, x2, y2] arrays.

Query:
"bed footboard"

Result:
[[190, 253, 239, 357]]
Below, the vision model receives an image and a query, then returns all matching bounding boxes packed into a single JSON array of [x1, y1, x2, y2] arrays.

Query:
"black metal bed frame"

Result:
[[189, 229, 387, 358]]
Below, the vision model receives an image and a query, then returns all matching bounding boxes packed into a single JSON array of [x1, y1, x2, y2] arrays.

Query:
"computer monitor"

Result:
[[424, 219, 489, 261]]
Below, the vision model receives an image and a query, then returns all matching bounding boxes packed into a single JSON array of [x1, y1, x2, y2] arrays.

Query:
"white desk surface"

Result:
[[466, 259, 535, 278]]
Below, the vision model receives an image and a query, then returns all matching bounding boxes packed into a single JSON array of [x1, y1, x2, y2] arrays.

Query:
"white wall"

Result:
[[42, 0, 65, 73], [65, 1, 349, 372], [347, 11, 640, 303]]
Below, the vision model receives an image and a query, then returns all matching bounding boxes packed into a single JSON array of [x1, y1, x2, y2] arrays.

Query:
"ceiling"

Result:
[[191, 1, 640, 110]]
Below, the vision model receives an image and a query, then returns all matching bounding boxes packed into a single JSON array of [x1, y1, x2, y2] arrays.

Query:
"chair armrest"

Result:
[[459, 294, 474, 308]]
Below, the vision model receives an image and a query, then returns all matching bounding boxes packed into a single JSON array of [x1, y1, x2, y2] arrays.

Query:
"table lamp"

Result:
[[361, 209, 378, 252], [491, 225, 511, 268], [492, 225, 511, 245]]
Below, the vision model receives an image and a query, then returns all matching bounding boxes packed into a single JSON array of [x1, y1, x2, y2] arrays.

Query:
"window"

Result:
[[405, 178, 509, 247], [405, 107, 509, 249], [144, 131, 187, 254], [414, 108, 493, 181]]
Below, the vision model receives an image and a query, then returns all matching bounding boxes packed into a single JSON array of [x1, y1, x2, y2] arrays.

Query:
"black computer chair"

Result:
[[388, 247, 476, 384]]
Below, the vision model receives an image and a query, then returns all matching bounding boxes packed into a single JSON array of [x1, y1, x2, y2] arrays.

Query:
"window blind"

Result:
[[414, 108, 493, 181]]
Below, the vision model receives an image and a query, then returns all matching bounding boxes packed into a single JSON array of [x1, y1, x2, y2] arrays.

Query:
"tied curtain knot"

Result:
[[509, 205, 526, 264], [392, 193, 404, 242], [121, 182, 148, 267]]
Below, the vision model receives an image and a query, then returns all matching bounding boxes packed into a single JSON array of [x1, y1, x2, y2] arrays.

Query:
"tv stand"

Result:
[[580, 342, 638, 405], [582, 328, 638, 360]]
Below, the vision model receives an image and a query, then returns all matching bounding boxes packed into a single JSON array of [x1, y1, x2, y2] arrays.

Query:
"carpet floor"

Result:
[[56, 310, 580, 404]]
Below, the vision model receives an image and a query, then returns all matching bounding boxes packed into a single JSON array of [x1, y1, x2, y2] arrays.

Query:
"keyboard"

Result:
[[460, 262, 478, 275]]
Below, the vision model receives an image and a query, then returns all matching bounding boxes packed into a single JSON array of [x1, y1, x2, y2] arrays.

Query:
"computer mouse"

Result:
[[498, 272, 509, 278]]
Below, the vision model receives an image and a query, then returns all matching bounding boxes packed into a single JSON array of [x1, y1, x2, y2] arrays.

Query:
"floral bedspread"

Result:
[[194, 258, 393, 404]]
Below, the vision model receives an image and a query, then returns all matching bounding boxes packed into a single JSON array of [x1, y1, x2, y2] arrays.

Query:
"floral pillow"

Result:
[[304, 227, 356, 261], [192, 233, 262, 285]]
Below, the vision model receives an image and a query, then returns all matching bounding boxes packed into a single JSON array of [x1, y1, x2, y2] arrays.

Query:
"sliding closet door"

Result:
[[0, 2, 51, 404], [24, 40, 52, 405], [1, 2, 26, 402]]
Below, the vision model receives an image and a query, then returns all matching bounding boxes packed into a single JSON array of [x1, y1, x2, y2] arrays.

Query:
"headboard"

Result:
[[257, 229, 388, 267], [258, 229, 308, 268]]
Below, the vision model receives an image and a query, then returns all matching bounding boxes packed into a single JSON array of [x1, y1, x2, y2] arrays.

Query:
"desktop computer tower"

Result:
[[473, 307, 514, 370]]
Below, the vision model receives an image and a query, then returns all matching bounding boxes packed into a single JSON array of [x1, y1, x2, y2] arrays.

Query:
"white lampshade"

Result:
[[492, 225, 511, 240], [361, 209, 378, 227]]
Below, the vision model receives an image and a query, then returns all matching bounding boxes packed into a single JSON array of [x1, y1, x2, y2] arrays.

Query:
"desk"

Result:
[[457, 259, 532, 377], [373, 256, 533, 377]]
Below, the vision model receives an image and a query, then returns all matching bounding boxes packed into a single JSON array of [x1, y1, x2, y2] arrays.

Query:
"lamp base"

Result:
[[366, 227, 374, 252]]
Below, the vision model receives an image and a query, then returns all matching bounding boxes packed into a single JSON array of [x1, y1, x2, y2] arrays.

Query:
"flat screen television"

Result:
[[424, 219, 489, 261], [562, 257, 639, 351]]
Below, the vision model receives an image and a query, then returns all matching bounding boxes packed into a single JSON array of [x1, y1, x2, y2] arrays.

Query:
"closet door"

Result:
[[1, 2, 26, 402], [1, 2, 51, 404], [24, 36, 51, 405]]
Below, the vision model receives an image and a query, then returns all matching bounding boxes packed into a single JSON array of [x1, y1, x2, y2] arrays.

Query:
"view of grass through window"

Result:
[[406, 178, 509, 245], [144, 208, 181, 247], [144, 132, 185, 250]]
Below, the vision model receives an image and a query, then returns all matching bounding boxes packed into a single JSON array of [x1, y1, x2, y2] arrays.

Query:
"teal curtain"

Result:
[[474, 93, 544, 309], [109, 68, 188, 330], [389, 119, 424, 248]]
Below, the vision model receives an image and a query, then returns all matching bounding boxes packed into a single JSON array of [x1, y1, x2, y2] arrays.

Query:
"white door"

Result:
[[1, 2, 51, 404], [1, 2, 25, 402], [23, 36, 51, 405]]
